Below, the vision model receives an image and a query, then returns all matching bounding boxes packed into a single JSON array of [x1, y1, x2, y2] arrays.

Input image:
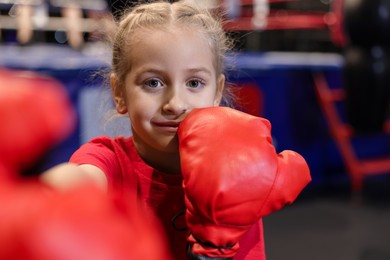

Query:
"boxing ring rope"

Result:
[[0, 0, 111, 48], [224, 10, 330, 31], [0, 0, 344, 46], [218, 0, 347, 50], [219, 0, 346, 45]]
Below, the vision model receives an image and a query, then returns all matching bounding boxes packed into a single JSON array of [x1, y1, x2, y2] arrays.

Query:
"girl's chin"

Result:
[[158, 136, 179, 153]]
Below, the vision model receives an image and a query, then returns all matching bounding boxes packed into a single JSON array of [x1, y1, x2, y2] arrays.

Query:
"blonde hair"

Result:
[[111, 0, 234, 106]]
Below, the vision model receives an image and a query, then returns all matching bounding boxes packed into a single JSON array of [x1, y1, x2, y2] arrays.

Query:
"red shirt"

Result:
[[70, 136, 266, 260]]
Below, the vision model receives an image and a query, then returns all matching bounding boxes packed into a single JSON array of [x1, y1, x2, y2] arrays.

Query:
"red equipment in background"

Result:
[[313, 72, 390, 193]]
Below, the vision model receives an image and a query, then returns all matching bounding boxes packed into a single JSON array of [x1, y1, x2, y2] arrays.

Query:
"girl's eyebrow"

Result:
[[136, 67, 212, 76], [136, 67, 164, 74], [186, 67, 212, 75]]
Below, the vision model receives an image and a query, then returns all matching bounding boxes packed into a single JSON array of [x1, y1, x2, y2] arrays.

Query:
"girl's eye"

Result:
[[187, 79, 205, 89], [144, 79, 163, 88]]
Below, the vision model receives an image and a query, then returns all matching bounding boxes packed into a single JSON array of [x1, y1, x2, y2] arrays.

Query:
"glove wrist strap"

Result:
[[187, 243, 233, 260]]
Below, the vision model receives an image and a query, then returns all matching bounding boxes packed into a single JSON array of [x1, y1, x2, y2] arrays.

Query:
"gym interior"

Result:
[[1, 1, 389, 259]]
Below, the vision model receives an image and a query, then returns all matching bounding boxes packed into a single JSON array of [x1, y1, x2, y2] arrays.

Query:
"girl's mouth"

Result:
[[152, 121, 181, 133]]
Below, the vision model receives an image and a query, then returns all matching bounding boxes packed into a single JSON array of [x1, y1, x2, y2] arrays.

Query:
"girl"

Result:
[[42, 1, 266, 259]]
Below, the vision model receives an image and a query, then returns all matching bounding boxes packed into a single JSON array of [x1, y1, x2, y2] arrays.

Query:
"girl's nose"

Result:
[[162, 88, 188, 115]]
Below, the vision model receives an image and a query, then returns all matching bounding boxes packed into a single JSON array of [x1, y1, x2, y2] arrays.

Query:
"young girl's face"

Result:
[[113, 26, 225, 153]]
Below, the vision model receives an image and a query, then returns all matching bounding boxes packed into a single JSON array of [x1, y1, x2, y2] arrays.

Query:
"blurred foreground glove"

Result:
[[178, 107, 311, 259], [0, 69, 172, 260], [0, 69, 75, 178], [0, 182, 172, 260]]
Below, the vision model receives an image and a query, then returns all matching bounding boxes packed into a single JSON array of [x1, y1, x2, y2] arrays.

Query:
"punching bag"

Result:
[[344, 0, 390, 47], [344, 46, 390, 132], [343, 0, 390, 133]]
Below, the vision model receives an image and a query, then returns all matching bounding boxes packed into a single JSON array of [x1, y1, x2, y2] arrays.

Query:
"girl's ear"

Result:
[[214, 74, 225, 106], [111, 73, 128, 114]]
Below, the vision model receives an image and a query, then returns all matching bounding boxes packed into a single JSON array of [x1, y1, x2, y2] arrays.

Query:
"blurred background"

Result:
[[0, 0, 389, 259]]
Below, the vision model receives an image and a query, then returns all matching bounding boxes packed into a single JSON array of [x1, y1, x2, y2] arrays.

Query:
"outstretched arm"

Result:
[[40, 163, 108, 191]]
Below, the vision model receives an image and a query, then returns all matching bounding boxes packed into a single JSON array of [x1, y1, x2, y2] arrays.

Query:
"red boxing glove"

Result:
[[178, 107, 311, 259], [0, 69, 75, 177], [0, 182, 172, 260]]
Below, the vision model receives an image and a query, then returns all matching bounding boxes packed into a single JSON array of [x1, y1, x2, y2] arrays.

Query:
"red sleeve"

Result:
[[69, 137, 122, 188]]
